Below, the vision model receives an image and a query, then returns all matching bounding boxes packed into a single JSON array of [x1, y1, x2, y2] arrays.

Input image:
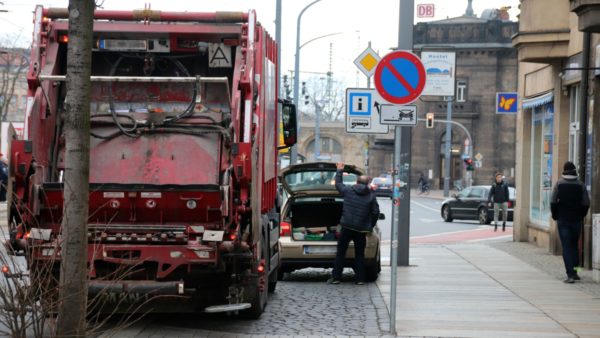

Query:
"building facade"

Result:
[[297, 120, 367, 168], [512, 0, 600, 279], [0, 48, 28, 122], [368, 6, 518, 189]]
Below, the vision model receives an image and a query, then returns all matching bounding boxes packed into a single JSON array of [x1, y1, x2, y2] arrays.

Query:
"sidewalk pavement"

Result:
[[377, 241, 600, 338]]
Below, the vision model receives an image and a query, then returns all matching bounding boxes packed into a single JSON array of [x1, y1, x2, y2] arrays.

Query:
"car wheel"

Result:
[[365, 256, 381, 282], [478, 207, 491, 225], [442, 205, 453, 222]]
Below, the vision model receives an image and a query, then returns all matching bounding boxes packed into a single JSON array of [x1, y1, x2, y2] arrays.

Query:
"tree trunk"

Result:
[[56, 1, 94, 336]]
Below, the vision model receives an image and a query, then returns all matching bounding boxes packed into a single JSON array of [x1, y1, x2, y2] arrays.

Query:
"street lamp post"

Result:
[[290, 0, 322, 165]]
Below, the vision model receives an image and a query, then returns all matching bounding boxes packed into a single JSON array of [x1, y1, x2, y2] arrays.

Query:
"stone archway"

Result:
[[303, 134, 343, 162]]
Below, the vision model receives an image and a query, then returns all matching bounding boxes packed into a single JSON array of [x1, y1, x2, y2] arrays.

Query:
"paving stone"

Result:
[[95, 268, 386, 336]]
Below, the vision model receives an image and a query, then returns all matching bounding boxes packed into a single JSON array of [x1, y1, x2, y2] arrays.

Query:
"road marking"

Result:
[[411, 200, 440, 213], [417, 218, 439, 223]]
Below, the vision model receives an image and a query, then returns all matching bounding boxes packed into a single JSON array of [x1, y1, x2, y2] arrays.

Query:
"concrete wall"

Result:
[[519, 0, 570, 32]]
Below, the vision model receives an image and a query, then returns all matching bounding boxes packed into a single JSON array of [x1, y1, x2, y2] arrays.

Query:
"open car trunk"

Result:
[[289, 197, 342, 241]]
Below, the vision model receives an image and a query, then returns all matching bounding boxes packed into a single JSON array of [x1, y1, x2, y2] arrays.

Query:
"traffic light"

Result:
[[426, 113, 434, 128], [464, 158, 474, 171]]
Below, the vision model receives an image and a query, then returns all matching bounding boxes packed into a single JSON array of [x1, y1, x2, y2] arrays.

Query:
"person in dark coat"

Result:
[[550, 161, 590, 284], [487, 172, 510, 232], [328, 162, 380, 285], [0, 154, 8, 202]]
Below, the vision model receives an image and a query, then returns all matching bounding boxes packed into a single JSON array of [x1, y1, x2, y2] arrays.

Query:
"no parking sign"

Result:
[[374, 51, 426, 105]]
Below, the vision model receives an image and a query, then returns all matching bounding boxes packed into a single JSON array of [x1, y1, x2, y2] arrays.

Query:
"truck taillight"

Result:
[[59, 35, 69, 44], [280, 221, 291, 237]]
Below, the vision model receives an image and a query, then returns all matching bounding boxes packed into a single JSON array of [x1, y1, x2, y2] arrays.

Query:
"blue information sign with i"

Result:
[[349, 93, 371, 116]]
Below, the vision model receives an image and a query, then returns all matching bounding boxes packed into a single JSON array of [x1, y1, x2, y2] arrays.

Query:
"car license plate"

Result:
[[303, 246, 337, 255]]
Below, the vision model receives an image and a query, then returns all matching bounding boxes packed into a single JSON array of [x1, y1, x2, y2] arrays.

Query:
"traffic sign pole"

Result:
[[444, 96, 452, 197], [390, 0, 414, 335]]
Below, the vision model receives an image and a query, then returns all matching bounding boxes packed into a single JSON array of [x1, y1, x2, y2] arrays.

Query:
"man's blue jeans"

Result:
[[557, 220, 582, 278]]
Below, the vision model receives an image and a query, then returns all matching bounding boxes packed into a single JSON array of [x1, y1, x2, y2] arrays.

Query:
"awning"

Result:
[[522, 91, 554, 109]]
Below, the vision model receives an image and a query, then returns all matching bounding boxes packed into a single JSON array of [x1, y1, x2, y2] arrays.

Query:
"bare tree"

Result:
[[0, 36, 29, 122], [56, 1, 94, 336], [302, 76, 345, 122]]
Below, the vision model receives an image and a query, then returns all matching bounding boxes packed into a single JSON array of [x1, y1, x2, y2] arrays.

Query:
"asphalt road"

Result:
[[376, 193, 490, 242]]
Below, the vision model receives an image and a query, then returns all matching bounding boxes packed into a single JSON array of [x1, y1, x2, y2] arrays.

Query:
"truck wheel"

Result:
[[241, 232, 269, 319]]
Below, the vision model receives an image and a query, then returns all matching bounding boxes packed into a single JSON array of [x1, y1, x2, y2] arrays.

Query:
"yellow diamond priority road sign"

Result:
[[354, 46, 381, 78]]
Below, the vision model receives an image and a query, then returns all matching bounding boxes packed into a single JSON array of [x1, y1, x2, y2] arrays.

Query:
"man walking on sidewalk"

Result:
[[550, 161, 590, 284], [328, 162, 379, 285], [487, 173, 510, 231]]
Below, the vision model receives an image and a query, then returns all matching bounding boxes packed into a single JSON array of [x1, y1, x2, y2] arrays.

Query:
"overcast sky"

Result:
[[0, 0, 520, 88]]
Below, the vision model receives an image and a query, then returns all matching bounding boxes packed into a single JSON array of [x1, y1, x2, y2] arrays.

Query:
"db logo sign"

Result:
[[417, 4, 435, 18]]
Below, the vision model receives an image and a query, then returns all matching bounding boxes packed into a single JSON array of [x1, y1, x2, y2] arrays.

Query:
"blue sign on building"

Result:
[[496, 92, 518, 114]]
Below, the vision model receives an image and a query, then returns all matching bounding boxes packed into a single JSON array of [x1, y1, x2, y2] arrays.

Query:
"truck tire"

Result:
[[241, 230, 269, 319], [268, 268, 278, 293]]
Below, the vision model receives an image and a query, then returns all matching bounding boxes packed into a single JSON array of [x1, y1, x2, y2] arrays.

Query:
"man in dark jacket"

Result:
[[550, 161, 590, 284], [328, 162, 379, 285], [487, 173, 510, 231], [0, 156, 8, 202]]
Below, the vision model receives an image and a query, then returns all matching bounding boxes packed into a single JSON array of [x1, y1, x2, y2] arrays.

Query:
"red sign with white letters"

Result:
[[417, 4, 435, 18]]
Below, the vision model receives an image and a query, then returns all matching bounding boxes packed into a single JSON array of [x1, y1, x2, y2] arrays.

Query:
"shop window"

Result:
[[529, 103, 554, 225], [568, 85, 580, 165]]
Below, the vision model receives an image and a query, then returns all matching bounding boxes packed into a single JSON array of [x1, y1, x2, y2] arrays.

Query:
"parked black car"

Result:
[[440, 185, 516, 224]]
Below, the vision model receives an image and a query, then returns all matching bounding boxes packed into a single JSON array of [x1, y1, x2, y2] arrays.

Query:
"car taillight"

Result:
[[507, 201, 513, 208], [280, 221, 291, 236]]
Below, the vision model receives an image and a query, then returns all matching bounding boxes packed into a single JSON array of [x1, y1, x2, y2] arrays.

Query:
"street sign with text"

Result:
[[421, 51, 456, 96]]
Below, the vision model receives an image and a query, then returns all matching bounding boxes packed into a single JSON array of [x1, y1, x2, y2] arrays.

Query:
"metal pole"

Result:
[[315, 103, 321, 159], [365, 41, 371, 173], [291, 0, 321, 165], [578, 31, 591, 269], [444, 96, 452, 197], [366, 41, 372, 89], [390, 0, 413, 335]]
